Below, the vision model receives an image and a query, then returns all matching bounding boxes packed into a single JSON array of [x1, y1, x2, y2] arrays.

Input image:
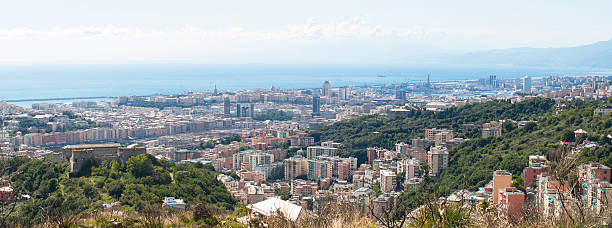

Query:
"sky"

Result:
[[1, 0, 612, 64]]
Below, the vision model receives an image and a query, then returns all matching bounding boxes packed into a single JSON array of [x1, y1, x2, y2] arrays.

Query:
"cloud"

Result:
[[0, 17, 453, 42], [0, 17, 547, 63]]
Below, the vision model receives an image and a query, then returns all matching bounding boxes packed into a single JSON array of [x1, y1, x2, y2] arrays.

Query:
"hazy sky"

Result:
[[1, 0, 611, 64]]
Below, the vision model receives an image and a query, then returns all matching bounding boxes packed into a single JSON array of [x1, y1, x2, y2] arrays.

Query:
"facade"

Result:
[[288, 135, 315, 147], [404, 158, 419, 179], [0, 185, 13, 203], [482, 121, 503, 138], [395, 90, 406, 101], [574, 129, 587, 141], [223, 97, 231, 116], [588, 180, 612, 214], [434, 131, 454, 146], [284, 156, 308, 180], [371, 192, 400, 217], [395, 142, 409, 157], [232, 150, 273, 170], [427, 146, 449, 176], [338, 86, 349, 100], [306, 146, 337, 159], [162, 197, 186, 210], [411, 138, 430, 148], [380, 169, 397, 193], [404, 177, 423, 191], [498, 187, 525, 219], [246, 185, 265, 204], [409, 147, 427, 164], [523, 76, 532, 91], [536, 173, 570, 218], [523, 162, 551, 187], [322, 81, 332, 97], [492, 170, 512, 203], [425, 128, 452, 141], [312, 95, 320, 116], [578, 162, 612, 214], [578, 162, 611, 185], [250, 103, 255, 118], [172, 149, 200, 162], [367, 147, 378, 163], [62, 143, 145, 172], [307, 159, 333, 180]]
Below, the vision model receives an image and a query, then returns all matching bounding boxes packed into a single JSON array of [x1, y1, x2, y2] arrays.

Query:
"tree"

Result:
[[126, 154, 153, 178], [372, 184, 383, 197], [560, 129, 575, 142]]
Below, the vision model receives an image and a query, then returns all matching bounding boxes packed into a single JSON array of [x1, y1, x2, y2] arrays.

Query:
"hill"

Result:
[[312, 97, 612, 197], [454, 39, 612, 68], [0, 154, 235, 226]]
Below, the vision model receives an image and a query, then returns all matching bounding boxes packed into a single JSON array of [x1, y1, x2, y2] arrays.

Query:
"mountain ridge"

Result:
[[451, 38, 612, 68]]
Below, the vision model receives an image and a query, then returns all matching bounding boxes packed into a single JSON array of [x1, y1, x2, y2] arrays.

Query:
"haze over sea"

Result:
[[1, 63, 610, 106]]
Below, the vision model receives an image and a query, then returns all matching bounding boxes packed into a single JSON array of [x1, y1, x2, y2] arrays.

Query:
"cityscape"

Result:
[[1, 74, 611, 227], [1, 1, 612, 227]]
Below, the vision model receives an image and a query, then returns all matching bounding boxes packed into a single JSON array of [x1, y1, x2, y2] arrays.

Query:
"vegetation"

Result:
[[0, 154, 235, 226], [312, 97, 612, 220], [196, 134, 242, 149], [10, 114, 95, 134], [311, 98, 558, 164]]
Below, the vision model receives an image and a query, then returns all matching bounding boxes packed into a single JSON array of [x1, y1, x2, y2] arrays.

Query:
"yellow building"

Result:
[[492, 170, 512, 203]]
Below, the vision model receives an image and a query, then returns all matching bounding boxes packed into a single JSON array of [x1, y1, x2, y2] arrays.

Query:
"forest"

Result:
[[0, 154, 235, 226]]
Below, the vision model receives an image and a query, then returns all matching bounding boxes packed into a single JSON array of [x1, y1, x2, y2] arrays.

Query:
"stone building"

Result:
[[62, 143, 146, 172]]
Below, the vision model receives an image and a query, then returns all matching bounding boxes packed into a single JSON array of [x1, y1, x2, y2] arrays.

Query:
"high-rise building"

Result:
[[284, 156, 308, 180], [236, 104, 241, 117], [395, 142, 409, 157], [380, 169, 397, 193], [523, 76, 532, 91], [489, 75, 498, 88], [395, 90, 406, 101], [250, 103, 255, 118], [223, 97, 231, 116], [241, 106, 248, 117], [427, 146, 448, 176], [322, 81, 332, 97], [308, 159, 333, 180], [404, 158, 419, 179], [312, 95, 320, 116], [493, 170, 513, 203], [338, 86, 349, 100]]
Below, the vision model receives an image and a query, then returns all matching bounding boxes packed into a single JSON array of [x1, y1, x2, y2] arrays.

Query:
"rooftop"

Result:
[[63, 143, 121, 149], [494, 170, 512, 176], [247, 197, 302, 222]]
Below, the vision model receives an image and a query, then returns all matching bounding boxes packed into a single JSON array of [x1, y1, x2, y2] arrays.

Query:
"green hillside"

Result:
[[0, 154, 235, 226], [312, 97, 612, 195]]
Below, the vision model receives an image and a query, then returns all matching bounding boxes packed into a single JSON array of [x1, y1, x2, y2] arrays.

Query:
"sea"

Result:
[[1, 63, 610, 107]]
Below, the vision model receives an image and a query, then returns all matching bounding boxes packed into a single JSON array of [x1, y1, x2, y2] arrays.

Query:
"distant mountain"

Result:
[[453, 39, 612, 68]]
